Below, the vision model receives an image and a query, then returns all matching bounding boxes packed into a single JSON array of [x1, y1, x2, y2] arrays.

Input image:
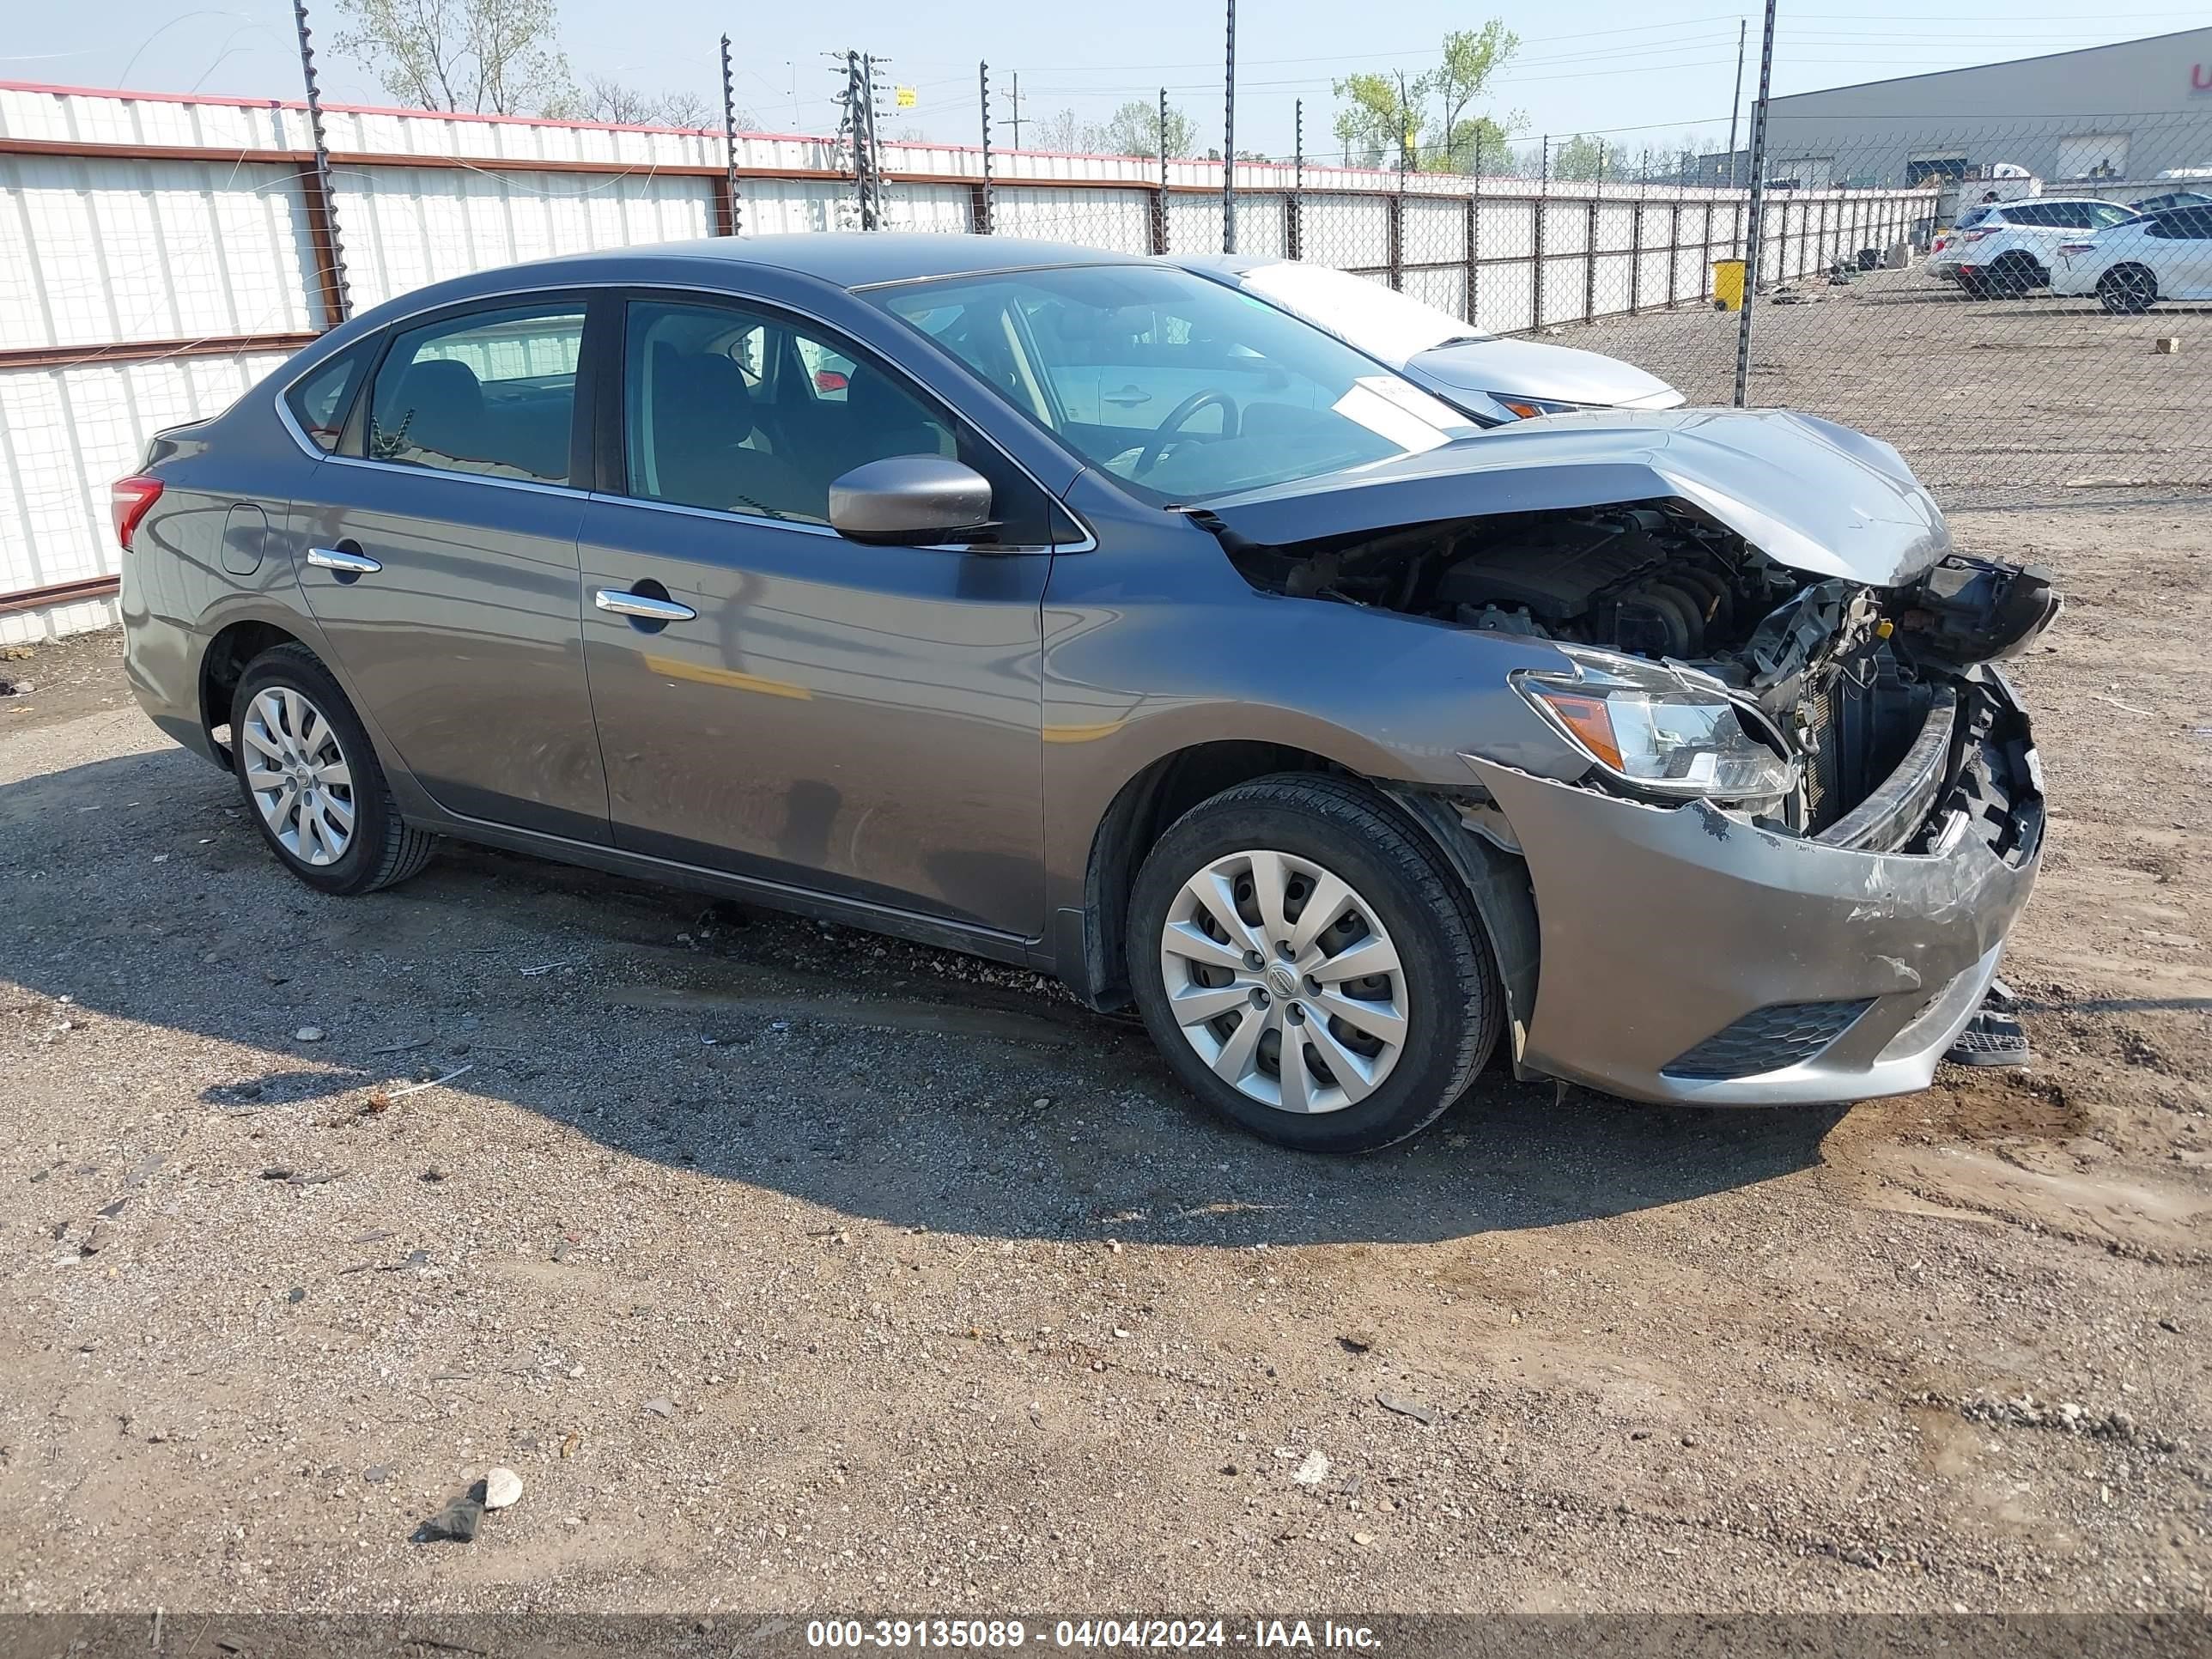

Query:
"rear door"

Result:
[[574, 289, 1069, 940], [2144, 207, 2212, 298], [290, 296, 610, 842]]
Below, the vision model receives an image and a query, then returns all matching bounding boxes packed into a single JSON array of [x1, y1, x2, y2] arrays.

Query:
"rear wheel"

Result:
[[1127, 774, 1503, 1153], [2097, 264, 2157, 314], [230, 643, 435, 896], [1983, 252, 2045, 296]]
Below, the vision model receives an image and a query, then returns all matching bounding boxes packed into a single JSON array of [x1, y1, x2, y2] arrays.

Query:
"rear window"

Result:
[[368, 305, 586, 484]]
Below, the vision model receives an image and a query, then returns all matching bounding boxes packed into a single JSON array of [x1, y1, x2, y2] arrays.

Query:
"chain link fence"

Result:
[[3, 76, 2210, 639]]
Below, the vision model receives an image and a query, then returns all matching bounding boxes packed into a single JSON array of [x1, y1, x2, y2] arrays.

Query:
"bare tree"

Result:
[[332, 0, 573, 116], [550, 76, 734, 129]]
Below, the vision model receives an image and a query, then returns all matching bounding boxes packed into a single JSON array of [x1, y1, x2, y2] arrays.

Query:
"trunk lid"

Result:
[[1196, 407, 1950, 589]]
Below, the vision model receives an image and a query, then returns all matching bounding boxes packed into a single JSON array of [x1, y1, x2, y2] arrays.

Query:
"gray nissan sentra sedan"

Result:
[[117, 234, 2057, 1152]]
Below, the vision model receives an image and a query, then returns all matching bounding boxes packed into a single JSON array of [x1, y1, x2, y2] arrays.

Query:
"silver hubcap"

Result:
[[242, 687, 356, 866], [1157, 849, 1410, 1115]]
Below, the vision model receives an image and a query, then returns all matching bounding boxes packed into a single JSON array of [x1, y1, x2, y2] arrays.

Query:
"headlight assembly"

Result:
[[1510, 644, 1798, 805], [1490, 394, 1595, 419]]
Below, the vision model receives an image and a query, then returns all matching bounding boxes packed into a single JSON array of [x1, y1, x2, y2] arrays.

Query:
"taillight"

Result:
[[1931, 235, 1948, 252], [2058, 240, 2095, 255], [111, 476, 163, 550], [1958, 228, 1995, 244]]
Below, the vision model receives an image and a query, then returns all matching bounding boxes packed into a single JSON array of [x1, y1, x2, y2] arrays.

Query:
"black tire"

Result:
[[1126, 772, 1504, 1154], [229, 642, 435, 896], [1984, 252, 2044, 296], [2098, 264, 2157, 315]]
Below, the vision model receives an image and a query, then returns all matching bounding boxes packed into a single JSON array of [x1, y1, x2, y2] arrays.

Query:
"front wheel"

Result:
[[230, 642, 436, 896], [2097, 264, 2157, 314], [1127, 774, 1504, 1153]]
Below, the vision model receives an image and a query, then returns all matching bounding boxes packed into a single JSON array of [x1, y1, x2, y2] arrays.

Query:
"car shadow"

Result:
[[3, 744, 1850, 1248]]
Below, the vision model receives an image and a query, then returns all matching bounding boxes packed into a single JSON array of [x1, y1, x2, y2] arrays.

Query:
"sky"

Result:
[[6, 0, 2209, 164]]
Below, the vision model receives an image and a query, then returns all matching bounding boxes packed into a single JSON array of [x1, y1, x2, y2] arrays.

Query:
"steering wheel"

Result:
[[1133, 388, 1241, 477]]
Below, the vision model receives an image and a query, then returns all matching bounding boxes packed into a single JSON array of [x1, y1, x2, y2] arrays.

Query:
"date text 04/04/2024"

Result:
[[804, 1619, 1383, 1649]]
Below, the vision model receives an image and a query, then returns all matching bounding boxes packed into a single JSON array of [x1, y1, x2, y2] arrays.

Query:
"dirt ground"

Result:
[[1574, 268, 2212, 499], [2, 499, 2209, 1621]]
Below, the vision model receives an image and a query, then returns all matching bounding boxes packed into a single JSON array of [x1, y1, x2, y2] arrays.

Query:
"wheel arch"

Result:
[[198, 617, 308, 763], [1063, 739, 1540, 1069]]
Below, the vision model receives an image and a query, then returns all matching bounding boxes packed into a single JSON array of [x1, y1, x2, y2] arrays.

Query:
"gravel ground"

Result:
[[2, 501, 2209, 1619], [1568, 268, 2211, 500]]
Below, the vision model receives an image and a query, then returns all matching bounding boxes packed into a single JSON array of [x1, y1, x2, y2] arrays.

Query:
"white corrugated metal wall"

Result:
[[0, 81, 1930, 644]]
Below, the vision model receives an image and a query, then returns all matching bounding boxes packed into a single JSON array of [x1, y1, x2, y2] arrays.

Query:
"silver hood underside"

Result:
[[1198, 407, 1953, 589]]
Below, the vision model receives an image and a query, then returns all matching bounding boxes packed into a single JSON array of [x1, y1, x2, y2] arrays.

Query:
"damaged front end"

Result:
[[1193, 480, 2057, 1104], [1205, 495, 2056, 852]]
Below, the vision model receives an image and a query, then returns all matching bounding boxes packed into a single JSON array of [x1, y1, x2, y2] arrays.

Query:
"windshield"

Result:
[[872, 264, 1480, 505], [1231, 259, 1492, 362]]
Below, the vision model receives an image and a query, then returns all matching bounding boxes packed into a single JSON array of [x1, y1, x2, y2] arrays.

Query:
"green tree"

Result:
[[1331, 22, 1518, 173]]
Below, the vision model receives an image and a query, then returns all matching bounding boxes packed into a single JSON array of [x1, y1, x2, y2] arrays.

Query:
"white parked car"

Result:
[[1167, 253, 1683, 423], [1927, 197, 2141, 295], [2050, 204, 2212, 312]]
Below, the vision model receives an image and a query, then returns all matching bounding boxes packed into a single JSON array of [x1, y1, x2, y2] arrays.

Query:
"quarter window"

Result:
[[283, 341, 372, 452], [368, 306, 586, 483]]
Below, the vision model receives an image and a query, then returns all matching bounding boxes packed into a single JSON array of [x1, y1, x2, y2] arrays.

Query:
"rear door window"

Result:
[[368, 305, 586, 484]]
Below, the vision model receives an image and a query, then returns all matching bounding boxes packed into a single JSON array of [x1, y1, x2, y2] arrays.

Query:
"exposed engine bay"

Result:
[[1211, 501, 2059, 841]]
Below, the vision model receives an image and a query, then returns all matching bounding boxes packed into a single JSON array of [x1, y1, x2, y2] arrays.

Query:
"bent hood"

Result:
[[1195, 407, 1951, 588], [1412, 337, 1684, 410]]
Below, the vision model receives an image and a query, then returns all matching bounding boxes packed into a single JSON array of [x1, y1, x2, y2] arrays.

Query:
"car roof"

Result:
[[544, 232, 1152, 289]]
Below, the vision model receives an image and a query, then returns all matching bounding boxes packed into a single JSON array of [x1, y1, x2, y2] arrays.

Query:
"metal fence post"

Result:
[[1221, 0, 1237, 252], [1583, 195, 1599, 323], [1467, 128, 1483, 326], [976, 62, 994, 234], [1154, 87, 1170, 256], [1732, 0, 1777, 408], [289, 0, 349, 325], [1288, 98, 1303, 263], [1533, 137, 1548, 331], [719, 33, 743, 238]]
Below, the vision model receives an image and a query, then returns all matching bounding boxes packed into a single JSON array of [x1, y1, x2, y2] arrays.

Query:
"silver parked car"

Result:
[[119, 235, 2053, 1152], [1169, 252, 1684, 422]]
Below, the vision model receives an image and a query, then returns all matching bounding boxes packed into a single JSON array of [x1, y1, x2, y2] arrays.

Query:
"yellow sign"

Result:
[[895, 85, 917, 108]]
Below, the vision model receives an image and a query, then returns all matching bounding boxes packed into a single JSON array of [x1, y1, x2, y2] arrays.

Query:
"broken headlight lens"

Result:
[[1512, 645, 1798, 803]]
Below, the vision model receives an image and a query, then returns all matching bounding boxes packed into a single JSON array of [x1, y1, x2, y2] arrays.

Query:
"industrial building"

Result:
[[1760, 27, 2212, 192]]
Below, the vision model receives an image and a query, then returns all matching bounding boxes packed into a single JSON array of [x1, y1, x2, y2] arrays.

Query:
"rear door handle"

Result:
[[306, 545, 380, 575], [1103, 386, 1152, 407], [594, 587, 697, 623]]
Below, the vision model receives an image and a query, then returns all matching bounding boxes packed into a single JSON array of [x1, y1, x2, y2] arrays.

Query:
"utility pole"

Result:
[[1000, 70, 1022, 150], [719, 33, 743, 237], [978, 63, 994, 234], [1734, 0, 1777, 407], [1222, 0, 1237, 252], [289, 0, 349, 323]]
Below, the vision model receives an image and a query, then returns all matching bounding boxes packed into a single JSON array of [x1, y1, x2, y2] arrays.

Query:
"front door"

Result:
[[576, 293, 1065, 940], [292, 298, 609, 842]]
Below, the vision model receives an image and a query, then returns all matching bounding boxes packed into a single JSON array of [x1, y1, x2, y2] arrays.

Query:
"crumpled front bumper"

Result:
[[1462, 669, 2043, 1106]]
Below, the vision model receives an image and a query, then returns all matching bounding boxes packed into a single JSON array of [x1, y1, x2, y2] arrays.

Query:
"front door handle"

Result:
[[594, 586, 697, 623], [1103, 386, 1153, 408], [307, 545, 380, 575]]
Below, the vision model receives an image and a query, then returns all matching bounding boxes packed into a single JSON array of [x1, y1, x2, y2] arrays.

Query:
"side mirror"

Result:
[[827, 456, 994, 546]]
